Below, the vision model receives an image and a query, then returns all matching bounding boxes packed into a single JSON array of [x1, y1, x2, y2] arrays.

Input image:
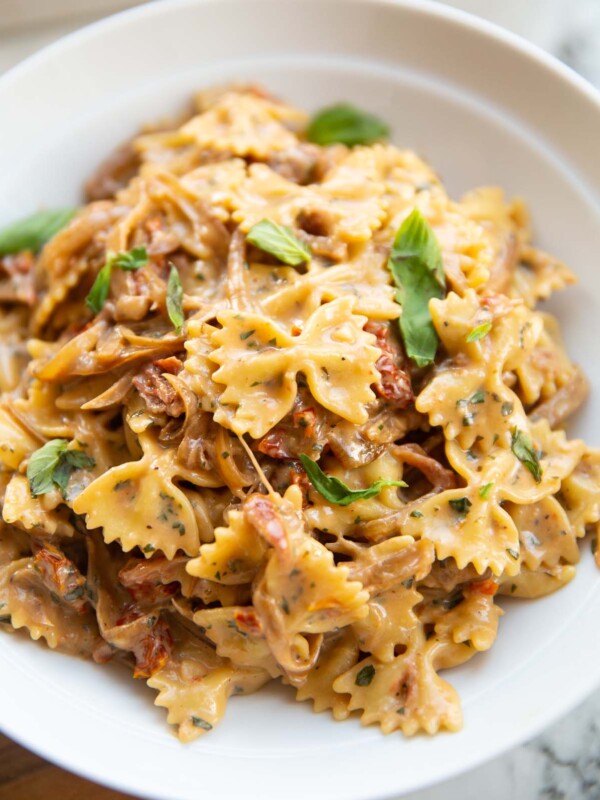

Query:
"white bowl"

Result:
[[1, 1, 600, 798]]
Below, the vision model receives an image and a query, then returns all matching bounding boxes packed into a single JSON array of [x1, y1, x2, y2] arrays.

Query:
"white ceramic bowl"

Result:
[[1, 1, 600, 798]]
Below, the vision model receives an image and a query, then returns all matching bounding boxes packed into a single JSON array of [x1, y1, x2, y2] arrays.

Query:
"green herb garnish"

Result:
[[388, 209, 445, 368], [307, 103, 389, 146], [511, 427, 543, 482], [478, 482, 494, 499], [191, 716, 213, 731], [166, 263, 184, 333], [355, 664, 376, 687], [86, 246, 148, 313], [0, 208, 76, 256], [469, 390, 485, 405], [299, 454, 406, 506], [112, 246, 148, 271], [27, 439, 95, 497], [448, 497, 472, 517], [246, 219, 311, 266], [466, 320, 492, 342]]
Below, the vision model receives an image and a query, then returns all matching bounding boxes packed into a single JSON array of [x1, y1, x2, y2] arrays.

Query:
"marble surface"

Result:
[[1, 3, 599, 799]]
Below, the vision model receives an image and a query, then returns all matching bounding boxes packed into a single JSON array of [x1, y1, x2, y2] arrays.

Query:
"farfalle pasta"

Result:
[[0, 84, 598, 741]]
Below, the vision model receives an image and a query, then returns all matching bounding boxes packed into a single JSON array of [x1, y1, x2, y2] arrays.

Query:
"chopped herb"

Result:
[[146, 615, 157, 628], [166, 263, 184, 333], [511, 427, 543, 482], [112, 246, 148, 271], [85, 261, 113, 314], [466, 320, 492, 342], [246, 219, 311, 266], [86, 246, 148, 313], [510, 583, 517, 593], [469, 390, 485, 404], [27, 439, 95, 497], [397, 707, 406, 715], [299, 454, 406, 506], [221, 451, 230, 459], [239, 329, 256, 341], [449, 497, 472, 517], [0, 207, 76, 256], [307, 103, 389, 146], [172, 522, 186, 535], [281, 597, 290, 615], [214, 570, 221, 580], [433, 589, 463, 610], [355, 664, 376, 686], [113, 479, 131, 491], [268, 337, 277, 346], [591, 537, 597, 555], [501, 402, 514, 417], [388, 209, 445, 367], [143, 544, 155, 553], [523, 530, 541, 549], [478, 482, 493, 499], [410, 510, 424, 518], [191, 716, 213, 731], [401, 577, 414, 589], [506, 547, 520, 560]]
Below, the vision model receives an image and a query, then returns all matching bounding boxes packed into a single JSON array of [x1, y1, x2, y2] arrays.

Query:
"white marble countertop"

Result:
[[1, 3, 599, 799]]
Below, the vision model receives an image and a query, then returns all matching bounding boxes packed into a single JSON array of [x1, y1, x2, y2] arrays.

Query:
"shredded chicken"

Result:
[[133, 359, 185, 417], [531, 365, 589, 427]]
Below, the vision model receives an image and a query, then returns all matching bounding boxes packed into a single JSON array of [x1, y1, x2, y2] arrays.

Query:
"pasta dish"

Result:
[[0, 85, 598, 739]]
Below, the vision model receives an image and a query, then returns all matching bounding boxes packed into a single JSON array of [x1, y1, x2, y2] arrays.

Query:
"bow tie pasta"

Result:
[[0, 83, 597, 742]]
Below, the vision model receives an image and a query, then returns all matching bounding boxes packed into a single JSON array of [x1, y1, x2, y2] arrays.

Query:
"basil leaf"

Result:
[[307, 103, 389, 146], [511, 428, 543, 482], [0, 208, 76, 256], [52, 458, 74, 494], [299, 454, 406, 506], [86, 261, 113, 314], [388, 209, 445, 368], [26, 440, 95, 497], [166, 264, 184, 333], [86, 247, 149, 314], [64, 449, 96, 470], [246, 220, 311, 266], [27, 439, 68, 496], [112, 246, 148, 271]]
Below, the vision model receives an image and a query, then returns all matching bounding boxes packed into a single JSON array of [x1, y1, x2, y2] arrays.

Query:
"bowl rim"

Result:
[[1, 1, 600, 798]]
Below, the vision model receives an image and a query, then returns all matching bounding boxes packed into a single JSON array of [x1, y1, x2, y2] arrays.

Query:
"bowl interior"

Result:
[[1, 2, 600, 799]]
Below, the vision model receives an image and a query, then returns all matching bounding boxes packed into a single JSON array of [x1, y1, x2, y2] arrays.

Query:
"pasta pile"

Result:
[[0, 84, 599, 740]]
